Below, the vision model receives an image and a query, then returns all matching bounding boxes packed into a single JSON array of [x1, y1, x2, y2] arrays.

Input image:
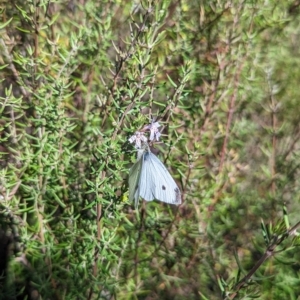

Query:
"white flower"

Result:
[[144, 121, 161, 141], [128, 131, 147, 149]]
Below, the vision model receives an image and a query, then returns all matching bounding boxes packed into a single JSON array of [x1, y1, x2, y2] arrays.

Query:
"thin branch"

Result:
[[0, 38, 29, 99], [228, 220, 300, 299]]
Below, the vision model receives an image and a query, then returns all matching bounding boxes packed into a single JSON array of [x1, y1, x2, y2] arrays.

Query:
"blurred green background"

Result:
[[1, 0, 300, 299]]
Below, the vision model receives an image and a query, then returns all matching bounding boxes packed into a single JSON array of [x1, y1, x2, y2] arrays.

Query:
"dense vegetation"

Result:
[[1, 0, 300, 299]]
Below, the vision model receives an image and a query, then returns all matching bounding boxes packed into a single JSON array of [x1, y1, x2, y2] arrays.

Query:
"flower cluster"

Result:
[[128, 131, 147, 149], [128, 121, 161, 149]]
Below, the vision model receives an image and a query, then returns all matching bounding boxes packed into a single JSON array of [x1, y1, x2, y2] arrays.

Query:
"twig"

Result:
[[0, 38, 29, 98], [228, 220, 300, 299]]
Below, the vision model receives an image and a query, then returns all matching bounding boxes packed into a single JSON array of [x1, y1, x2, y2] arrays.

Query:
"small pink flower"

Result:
[[144, 121, 161, 141], [128, 131, 147, 149]]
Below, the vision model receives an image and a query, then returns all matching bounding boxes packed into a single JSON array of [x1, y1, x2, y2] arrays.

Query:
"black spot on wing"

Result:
[[162, 185, 166, 190]]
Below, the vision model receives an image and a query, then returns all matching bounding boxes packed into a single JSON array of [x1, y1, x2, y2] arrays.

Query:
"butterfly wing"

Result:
[[128, 156, 143, 208], [139, 152, 181, 205], [138, 152, 155, 201]]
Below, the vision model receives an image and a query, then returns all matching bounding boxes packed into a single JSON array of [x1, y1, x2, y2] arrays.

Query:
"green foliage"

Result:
[[1, 0, 300, 299]]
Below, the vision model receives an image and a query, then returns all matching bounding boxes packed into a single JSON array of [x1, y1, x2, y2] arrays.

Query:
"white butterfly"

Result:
[[129, 146, 182, 208]]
